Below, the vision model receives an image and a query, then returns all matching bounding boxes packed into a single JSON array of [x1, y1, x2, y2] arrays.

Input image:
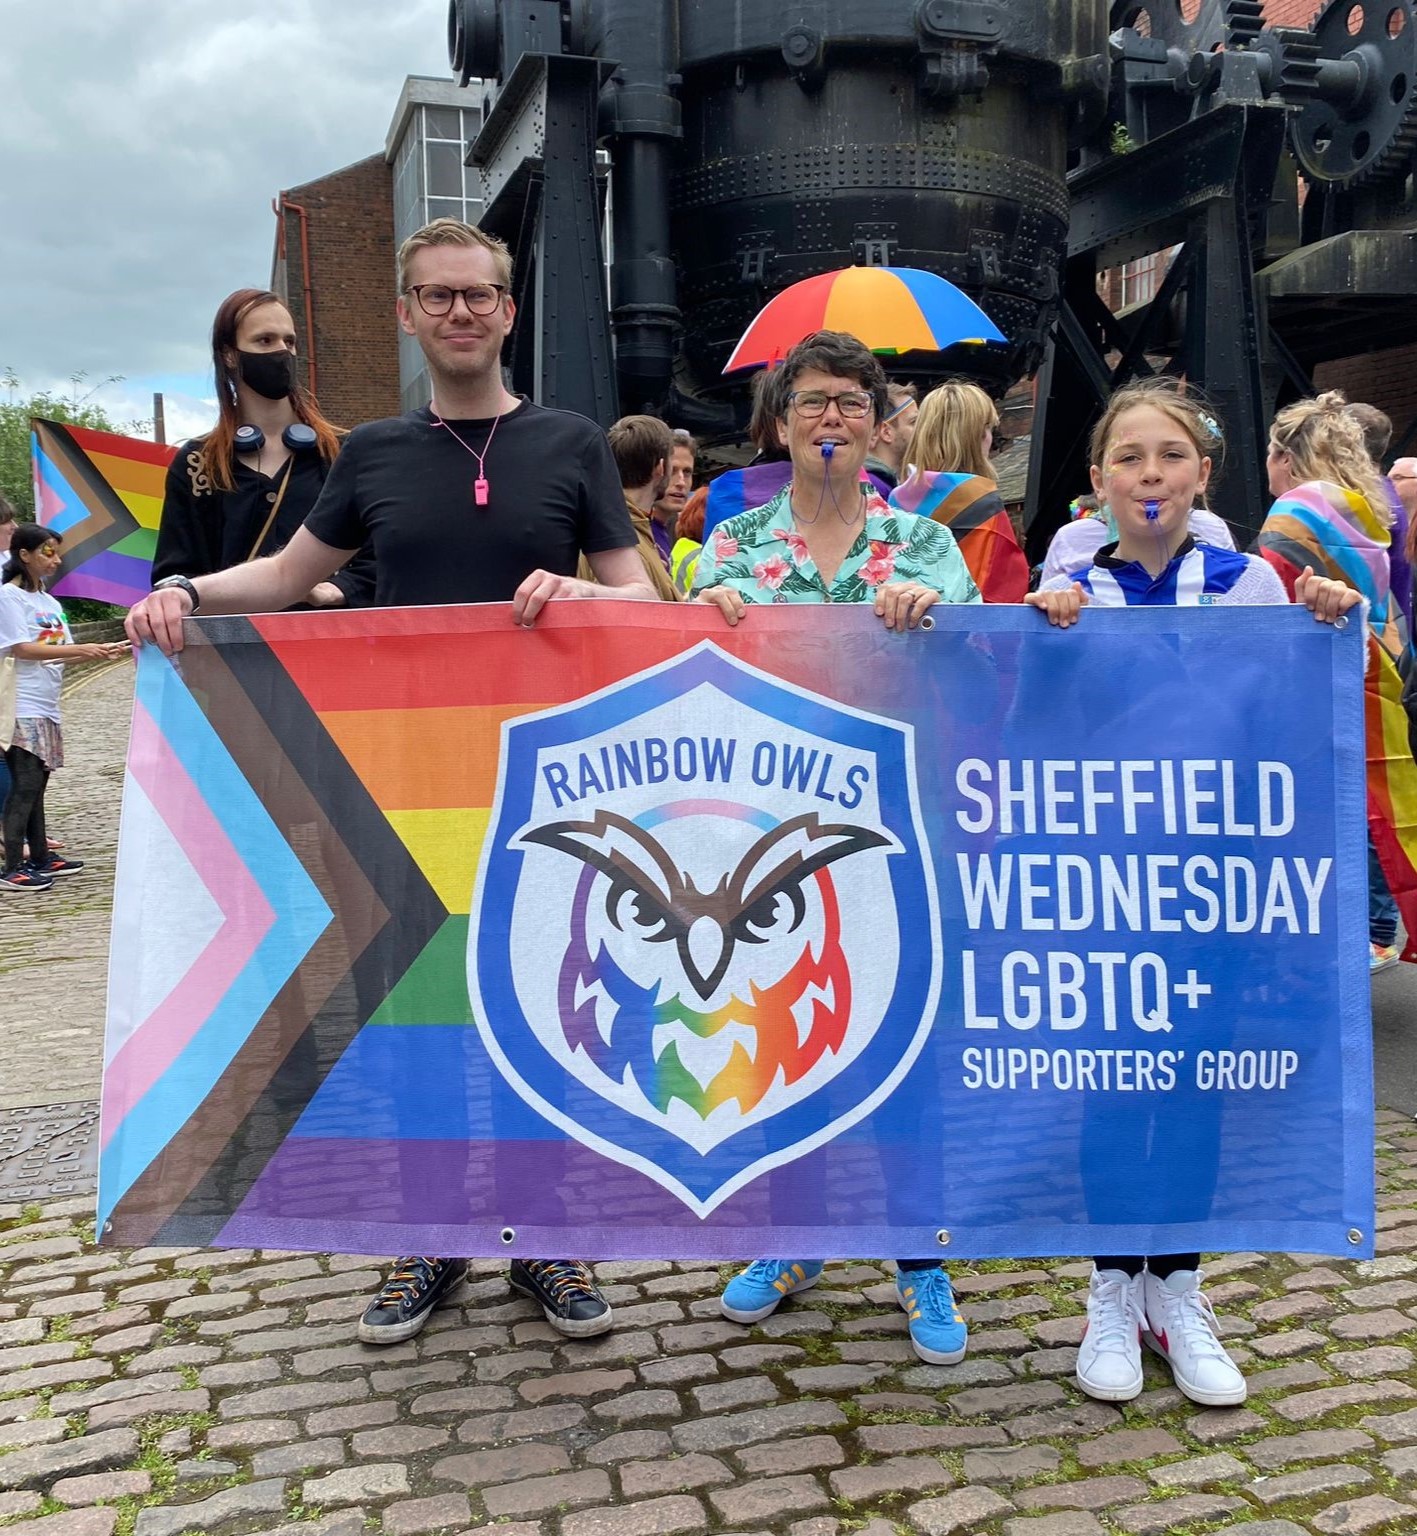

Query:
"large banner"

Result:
[[99, 604, 1375, 1261], [33, 418, 174, 607]]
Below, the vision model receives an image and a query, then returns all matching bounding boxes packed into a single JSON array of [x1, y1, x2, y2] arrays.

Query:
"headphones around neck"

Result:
[[234, 423, 318, 456]]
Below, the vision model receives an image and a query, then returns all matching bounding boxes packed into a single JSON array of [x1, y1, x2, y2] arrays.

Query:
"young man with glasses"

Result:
[[127, 217, 658, 1347]]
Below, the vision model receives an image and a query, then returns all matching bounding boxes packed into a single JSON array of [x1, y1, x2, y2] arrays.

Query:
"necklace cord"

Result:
[[431, 407, 503, 503]]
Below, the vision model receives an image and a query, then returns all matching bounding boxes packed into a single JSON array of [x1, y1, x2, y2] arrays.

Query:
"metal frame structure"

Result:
[[451, 0, 1417, 550]]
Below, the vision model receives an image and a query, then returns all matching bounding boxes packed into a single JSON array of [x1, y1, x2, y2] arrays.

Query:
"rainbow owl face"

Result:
[[524, 809, 880, 1125], [469, 642, 941, 1211]]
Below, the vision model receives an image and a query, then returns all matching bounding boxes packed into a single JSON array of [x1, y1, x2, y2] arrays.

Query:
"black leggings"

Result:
[[3, 747, 49, 873]]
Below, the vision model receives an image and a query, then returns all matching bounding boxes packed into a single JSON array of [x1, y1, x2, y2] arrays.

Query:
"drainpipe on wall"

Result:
[[273, 196, 318, 398]]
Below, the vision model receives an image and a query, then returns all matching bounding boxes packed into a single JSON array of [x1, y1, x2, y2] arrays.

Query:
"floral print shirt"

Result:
[[691, 485, 982, 606]]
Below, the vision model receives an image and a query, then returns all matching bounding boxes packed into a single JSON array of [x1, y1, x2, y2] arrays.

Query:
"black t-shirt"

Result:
[[302, 399, 635, 607], [154, 442, 373, 605]]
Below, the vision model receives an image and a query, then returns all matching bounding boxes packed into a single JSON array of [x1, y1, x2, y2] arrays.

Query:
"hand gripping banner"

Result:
[[99, 603, 1375, 1261]]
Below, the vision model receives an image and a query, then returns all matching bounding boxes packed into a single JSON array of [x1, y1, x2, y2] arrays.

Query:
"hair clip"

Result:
[[1199, 413, 1221, 441]]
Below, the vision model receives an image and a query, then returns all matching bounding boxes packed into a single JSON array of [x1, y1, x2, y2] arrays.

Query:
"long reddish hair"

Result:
[[202, 289, 341, 491]]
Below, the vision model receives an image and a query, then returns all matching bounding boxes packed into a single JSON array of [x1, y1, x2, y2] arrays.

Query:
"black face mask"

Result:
[[236, 349, 297, 400]]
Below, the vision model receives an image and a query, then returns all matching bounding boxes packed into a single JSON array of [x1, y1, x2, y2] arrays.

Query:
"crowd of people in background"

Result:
[[1, 212, 1399, 1414]]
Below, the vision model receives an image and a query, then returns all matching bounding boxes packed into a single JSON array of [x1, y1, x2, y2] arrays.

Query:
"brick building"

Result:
[[272, 155, 399, 429], [270, 76, 484, 429]]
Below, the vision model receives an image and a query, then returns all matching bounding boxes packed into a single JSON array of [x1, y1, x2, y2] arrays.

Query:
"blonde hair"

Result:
[[1271, 390, 1392, 526], [1089, 378, 1224, 474], [396, 217, 513, 294], [911, 380, 999, 481]]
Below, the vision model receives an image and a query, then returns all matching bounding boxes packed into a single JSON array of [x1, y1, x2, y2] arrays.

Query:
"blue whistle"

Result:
[[1144, 499, 1161, 521], [821, 441, 835, 461]]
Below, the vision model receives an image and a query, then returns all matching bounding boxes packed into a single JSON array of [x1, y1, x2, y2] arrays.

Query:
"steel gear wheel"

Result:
[[1252, 27, 1324, 100], [1290, 0, 1417, 187], [1224, 0, 1266, 52]]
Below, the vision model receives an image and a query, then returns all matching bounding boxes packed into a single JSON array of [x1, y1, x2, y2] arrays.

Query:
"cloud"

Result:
[[0, 0, 448, 389]]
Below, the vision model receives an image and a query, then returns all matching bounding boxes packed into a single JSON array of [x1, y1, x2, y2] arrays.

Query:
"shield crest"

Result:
[[467, 641, 940, 1215]]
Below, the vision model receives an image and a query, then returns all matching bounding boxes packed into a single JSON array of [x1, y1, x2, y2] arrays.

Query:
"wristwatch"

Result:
[[153, 575, 201, 613]]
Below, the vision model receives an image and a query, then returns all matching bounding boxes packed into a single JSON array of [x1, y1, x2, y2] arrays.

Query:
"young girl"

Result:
[[1259, 391, 1408, 970], [0, 526, 127, 892], [1026, 380, 1359, 1407], [888, 379, 1031, 603]]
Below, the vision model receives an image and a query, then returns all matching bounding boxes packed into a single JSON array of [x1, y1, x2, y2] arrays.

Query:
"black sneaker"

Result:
[[0, 865, 53, 892], [31, 855, 84, 877], [509, 1258, 613, 1338], [356, 1256, 467, 1344]]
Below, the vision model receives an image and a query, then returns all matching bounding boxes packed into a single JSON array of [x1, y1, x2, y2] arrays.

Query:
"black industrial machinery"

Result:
[[449, 0, 1417, 551]]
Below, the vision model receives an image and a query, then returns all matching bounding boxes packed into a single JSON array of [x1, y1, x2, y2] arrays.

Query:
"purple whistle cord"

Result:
[[1143, 498, 1170, 575]]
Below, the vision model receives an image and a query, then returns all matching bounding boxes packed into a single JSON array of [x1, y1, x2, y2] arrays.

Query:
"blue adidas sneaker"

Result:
[[721, 1259, 825, 1323], [897, 1266, 968, 1364]]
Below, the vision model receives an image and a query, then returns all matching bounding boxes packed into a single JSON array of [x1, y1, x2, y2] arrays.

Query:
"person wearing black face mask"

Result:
[[152, 288, 371, 605]]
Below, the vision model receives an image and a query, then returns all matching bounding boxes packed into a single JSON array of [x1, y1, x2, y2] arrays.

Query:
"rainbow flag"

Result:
[[99, 604, 1374, 1260], [1367, 637, 1417, 961], [32, 419, 175, 607], [1259, 487, 1417, 957]]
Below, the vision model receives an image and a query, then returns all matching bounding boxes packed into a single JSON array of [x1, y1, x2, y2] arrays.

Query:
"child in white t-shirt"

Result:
[[0, 525, 127, 892]]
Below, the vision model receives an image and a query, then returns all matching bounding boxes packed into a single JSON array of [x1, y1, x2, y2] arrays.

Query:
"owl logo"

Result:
[[520, 808, 890, 1131], [468, 641, 940, 1215]]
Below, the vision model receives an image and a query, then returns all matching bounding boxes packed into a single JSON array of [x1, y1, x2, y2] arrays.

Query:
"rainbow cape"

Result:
[[33, 419, 175, 607], [889, 469, 1030, 604], [1259, 485, 1417, 958]]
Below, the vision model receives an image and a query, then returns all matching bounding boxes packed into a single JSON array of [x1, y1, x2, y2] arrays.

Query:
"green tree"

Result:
[[0, 368, 125, 518], [1, 369, 129, 621]]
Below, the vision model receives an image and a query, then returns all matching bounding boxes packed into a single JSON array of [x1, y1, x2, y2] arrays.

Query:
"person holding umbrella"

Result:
[[693, 329, 981, 1367]]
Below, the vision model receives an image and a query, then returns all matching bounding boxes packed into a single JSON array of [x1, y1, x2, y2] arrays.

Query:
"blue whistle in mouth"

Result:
[[1144, 499, 1162, 521], [821, 442, 835, 461]]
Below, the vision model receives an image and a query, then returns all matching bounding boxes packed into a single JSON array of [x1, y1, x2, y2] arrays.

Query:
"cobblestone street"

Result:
[[3, 661, 132, 1112], [1, 666, 1415, 1536]]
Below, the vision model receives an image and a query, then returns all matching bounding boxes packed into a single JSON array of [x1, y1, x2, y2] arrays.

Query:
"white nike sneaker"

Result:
[[1076, 1267, 1145, 1402], [1142, 1268, 1247, 1407]]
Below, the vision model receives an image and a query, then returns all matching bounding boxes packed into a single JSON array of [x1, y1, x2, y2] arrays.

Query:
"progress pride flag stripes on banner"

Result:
[[98, 603, 1375, 1261]]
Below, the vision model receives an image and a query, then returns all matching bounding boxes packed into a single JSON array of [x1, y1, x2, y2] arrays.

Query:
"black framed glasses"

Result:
[[788, 389, 873, 420], [407, 283, 508, 317]]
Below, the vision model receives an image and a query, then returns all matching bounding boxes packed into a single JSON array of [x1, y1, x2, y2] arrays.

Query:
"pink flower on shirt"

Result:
[[713, 530, 740, 559], [754, 555, 791, 591], [861, 539, 904, 587], [773, 527, 810, 564]]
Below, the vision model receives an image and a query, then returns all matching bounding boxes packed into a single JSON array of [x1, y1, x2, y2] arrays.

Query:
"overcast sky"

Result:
[[0, 0, 451, 441]]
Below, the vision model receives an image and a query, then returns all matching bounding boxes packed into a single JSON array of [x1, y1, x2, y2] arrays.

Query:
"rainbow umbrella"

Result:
[[723, 266, 1006, 373]]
